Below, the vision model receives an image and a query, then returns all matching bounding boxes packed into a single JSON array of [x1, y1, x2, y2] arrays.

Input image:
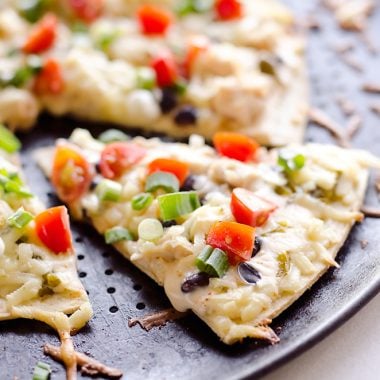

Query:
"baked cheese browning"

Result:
[[36, 129, 380, 344], [0, 148, 93, 379], [0, 0, 307, 145]]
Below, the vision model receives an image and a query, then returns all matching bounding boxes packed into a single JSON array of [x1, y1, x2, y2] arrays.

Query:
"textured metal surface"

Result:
[[2, 1, 380, 379]]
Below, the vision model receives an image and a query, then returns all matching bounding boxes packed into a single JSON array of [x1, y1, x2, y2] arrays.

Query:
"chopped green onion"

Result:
[[138, 218, 164, 241], [176, 0, 213, 16], [32, 361, 51, 380], [145, 171, 179, 194], [4, 179, 33, 197], [44, 273, 61, 288], [5, 56, 43, 88], [95, 30, 119, 51], [72, 21, 89, 34], [18, 0, 48, 23], [0, 124, 21, 153], [173, 79, 187, 95], [131, 193, 153, 211], [105, 226, 134, 244], [95, 179, 122, 202], [8, 208, 34, 229], [278, 152, 306, 174], [196, 245, 229, 278], [158, 191, 201, 221], [136, 67, 156, 90], [98, 129, 129, 143]]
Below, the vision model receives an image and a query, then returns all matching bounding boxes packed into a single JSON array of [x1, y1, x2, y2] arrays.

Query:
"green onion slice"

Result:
[[131, 193, 153, 211], [278, 152, 306, 174], [8, 208, 34, 229], [105, 226, 134, 244], [32, 361, 51, 380], [95, 179, 122, 202], [136, 67, 156, 90], [138, 218, 164, 241], [18, 0, 48, 23], [196, 245, 229, 278], [0, 124, 21, 153], [145, 171, 179, 194], [98, 129, 129, 144], [158, 191, 201, 221]]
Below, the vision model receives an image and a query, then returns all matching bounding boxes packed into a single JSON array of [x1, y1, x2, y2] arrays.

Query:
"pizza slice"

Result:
[[36, 128, 380, 344], [0, 126, 101, 377], [0, 0, 307, 145]]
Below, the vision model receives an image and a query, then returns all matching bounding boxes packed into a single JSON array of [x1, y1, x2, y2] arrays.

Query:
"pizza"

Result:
[[0, 126, 94, 376], [36, 128, 380, 344], [0, 0, 307, 146]]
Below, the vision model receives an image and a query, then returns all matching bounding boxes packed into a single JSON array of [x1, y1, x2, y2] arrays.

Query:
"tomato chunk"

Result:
[[33, 58, 64, 95], [22, 13, 57, 54], [147, 158, 189, 186], [52, 144, 94, 203], [35, 206, 73, 254], [183, 35, 209, 77], [69, 0, 103, 22], [99, 142, 146, 179], [137, 5, 173, 35], [206, 221, 255, 265], [231, 188, 277, 227], [215, 0, 243, 20], [151, 52, 178, 88], [213, 132, 259, 162]]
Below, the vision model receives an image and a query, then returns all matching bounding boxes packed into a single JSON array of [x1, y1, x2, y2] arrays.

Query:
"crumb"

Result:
[[362, 83, 380, 94], [370, 103, 380, 116], [360, 240, 369, 249], [336, 95, 356, 116], [346, 114, 362, 138], [341, 54, 363, 72]]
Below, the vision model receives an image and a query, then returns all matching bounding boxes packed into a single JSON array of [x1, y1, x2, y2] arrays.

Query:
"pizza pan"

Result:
[[1, 0, 380, 379]]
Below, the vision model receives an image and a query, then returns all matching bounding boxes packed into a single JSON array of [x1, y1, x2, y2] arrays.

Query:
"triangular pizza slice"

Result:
[[0, 127, 93, 377], [36, 128, 380, 344]]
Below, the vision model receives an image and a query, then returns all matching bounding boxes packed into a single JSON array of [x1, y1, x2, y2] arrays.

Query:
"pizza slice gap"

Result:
[[35, 128, 380, 344], [0, 0, 307, 146], [0, 127, 121, 379]]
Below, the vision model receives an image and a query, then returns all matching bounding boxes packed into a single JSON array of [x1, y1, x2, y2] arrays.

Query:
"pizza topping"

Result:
[[0, 124, 21, 153], [52, 144, 94, 203], [180, 175, 196, 191], [159, 88, 178, 113], [147, 158, 190, 186], [174, 106, 198, 126], [95, 179, 122, 202], [105, 226, 134, 244], [145, 171, 180, 194], [99, 142, 146, 179], [231, 188, 277, 227], [237, 263, 261, 285], [158, 191, 201, 221], [183, 35, 209, 77], [32, 361, 51, 380], [213, 132, 259, 162], [138, 218, 164, 241], [131, 193, 154, 211], [181, 272, 210, 293], [137, 5, 173, 35], [195, 245, 229, 278], [278, 151, 306, 174], [33, 58, 64, 95], [22, 13, 58, 54], [34, 206, 73, 254], [206, 221, 256, 265], [136, 67, 156, 90], [0, 169, 32, 198], [215, 0, 243, 20], [69, 0, 104, 23], [98, 129, 129, 144], [151, 52, 179, 88], [7, 208, 34, 229], [18, 0, 48, 23], [176, 0, 213, 16], [252, 236, 262, 256]]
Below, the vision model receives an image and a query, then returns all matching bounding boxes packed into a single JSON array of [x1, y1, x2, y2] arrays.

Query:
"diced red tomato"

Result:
[[137, 5, 173, 35], [183, 35, 209, 77], [231, 188, 277, 227], [151, 52, 179, 88], [213, 132, 259, 162], [22, 13, 58, 54], [206, 221, 255, 265], [99, 142, 146, 179], [35, 206, 73, 254], [69, 0, 104, 23], [147, 158, 189, 186], [33, 58, 64, 95], [52, 144, 94, 203], [215, 0, 243, 20]]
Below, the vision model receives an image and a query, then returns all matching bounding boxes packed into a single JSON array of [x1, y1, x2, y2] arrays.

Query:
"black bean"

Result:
[[252, 236, 262, 257], [95, 162, 101, 174], [159, 88, 178, 113], [180, 175, 196, 191], [174, 106, 197, 126], [89, 178, 100, 191], [181, 272, 210, 293], [161, 219, 177, 228], [237, 263, 261, 285]]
